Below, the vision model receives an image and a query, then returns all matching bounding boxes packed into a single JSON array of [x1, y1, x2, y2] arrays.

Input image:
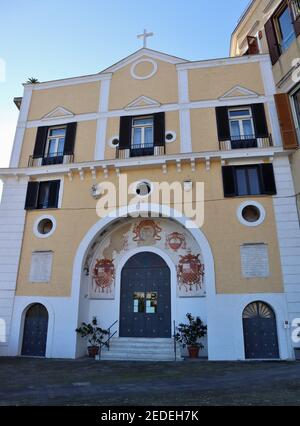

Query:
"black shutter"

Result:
[[47, 180, 60, 208], [33, 127, 48, 158], [264, 18, 281, 65], [154, 112, 165, 146], [260, 164, 277, 195], [252, 104, 269, 138], [63, 122, 77, 155], [216, 107, 230, 141], [24, 182, 39, 210], [222, 166, 236, 197], [119, 116, 132, 149]]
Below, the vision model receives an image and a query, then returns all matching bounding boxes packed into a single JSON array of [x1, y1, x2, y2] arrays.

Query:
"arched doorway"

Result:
[[243, 301, 279, 359], [21, 304, 48, 357], [119, 252, 171, 338]]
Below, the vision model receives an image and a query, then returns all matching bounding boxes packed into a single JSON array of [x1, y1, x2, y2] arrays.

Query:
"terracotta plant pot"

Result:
[[87, 346, 99, 358], [188, 345, 200, 359]]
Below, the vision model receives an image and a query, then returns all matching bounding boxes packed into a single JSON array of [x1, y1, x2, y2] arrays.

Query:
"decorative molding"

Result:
[[9, 86, 33, 168], [177, 69, 189, 104], [239, 20, 260, 49], [0, 147, 290, 180], [130, 58, 158, 80], [179, 109, 192, 153], [263, 0, 277, 14], [26, 73, 112, 91], [102, 48, 187, 74], [219, 85, 259, 100], [176, 54, 271, 71], [25, 94, 273, 129], [42, 106, 74, 120], [125, 95, 161, 111]]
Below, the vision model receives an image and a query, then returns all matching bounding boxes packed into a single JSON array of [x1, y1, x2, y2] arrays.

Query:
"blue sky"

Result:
[[0, 0, 249, 196]]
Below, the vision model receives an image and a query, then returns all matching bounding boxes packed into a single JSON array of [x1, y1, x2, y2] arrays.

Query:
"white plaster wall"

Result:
[[0, 177, 28, 356], [273, 156, 300, 357], [207, 293, 290, 361]]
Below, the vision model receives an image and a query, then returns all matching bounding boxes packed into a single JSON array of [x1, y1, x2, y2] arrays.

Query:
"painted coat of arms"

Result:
[[132, 220, 162, 242], [165, 232, 186, 252], [177, 253, 205, 295], [92, 258, 115, 298]]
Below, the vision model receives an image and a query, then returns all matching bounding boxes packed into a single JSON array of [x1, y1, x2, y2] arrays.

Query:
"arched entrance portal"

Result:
[[243, 301, 279, 359], [21, 304, 49, 357], [119, 252, 171, 338]]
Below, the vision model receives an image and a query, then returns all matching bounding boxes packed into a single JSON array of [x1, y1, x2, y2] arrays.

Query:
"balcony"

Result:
[[28, 153, 74, 167], [220, 134, 273, 151], [116, 144, 165, 159]]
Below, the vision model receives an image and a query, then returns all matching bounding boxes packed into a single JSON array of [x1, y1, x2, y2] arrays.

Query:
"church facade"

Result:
[[0, 34, 300, 360]]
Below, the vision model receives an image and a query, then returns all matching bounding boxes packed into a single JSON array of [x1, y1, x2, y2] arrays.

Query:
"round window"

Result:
[[241, 205, 261, 223], [37, 219, 54, 235], [111, 138, 119, 147], [165, 131, 176, 143], [34, 215, 56, 238], [237, 201, 265, 227], [136, 181, 152, 197]]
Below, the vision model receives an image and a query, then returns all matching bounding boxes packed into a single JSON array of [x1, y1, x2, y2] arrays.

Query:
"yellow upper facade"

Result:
[[14, 48, 278, 168]]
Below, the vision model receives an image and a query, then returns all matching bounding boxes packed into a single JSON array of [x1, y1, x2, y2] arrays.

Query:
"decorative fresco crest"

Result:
[[165, 232, 186, 252], [177, 252, 205, 293], [92, 258, 115, 295], [132, 219, 162, 242]]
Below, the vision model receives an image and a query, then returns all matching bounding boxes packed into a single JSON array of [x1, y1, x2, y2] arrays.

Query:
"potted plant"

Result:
[[76, 317, 108, 358], [175, 313, 207, 359]]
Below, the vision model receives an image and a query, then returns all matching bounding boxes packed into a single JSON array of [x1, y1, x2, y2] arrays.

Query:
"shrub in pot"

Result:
[[175, 313, 207, 359], [76, 317, 108, 358]]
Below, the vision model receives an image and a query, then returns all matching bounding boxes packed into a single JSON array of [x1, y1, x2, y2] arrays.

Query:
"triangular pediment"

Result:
[[219, 85, 259, 100], [100, 48, 188, 74], [125, 96, 161, 110], [42, 106, 75, 120]]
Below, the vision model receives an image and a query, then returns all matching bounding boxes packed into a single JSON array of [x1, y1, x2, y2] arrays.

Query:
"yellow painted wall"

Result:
[[18, 121, 98, 167], [28, 82, 100, 121], [16, 162, 283, 297], [190, 108, 219, 152], [188, 63, 265, 101], [109, 57, 178, 110]]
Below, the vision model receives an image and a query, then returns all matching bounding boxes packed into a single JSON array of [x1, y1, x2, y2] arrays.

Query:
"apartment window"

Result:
[[228, 108, 254, 140], [276, 4, 296, 51], [46, 127, 66, 158], [25, 180, 60, 210], [222, 164, 277, 198], [235, 166, 261, 196], [132, 117, 154, 148], [292, 88, 300, 142]]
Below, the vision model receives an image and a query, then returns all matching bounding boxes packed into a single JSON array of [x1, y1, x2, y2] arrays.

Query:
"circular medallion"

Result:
[[130, 59, 158, 80]]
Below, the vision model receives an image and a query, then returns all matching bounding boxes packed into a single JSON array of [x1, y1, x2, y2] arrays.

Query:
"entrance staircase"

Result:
[[99, 338, 183, 361]]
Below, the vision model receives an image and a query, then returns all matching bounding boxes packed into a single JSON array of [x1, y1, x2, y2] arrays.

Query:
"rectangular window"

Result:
[[228, 108, 254, 141], [133, 292, 157, 314], [275, 4, 296, 51], [24, 180, 60, 210], [45, 127, 66, 158], [235, 166, 261, 196], [132, 117, 154, 148], [222, 164, 277, 197]]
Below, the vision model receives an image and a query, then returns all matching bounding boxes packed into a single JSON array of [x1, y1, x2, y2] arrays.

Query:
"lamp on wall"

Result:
[[83, 266, 89, 276]]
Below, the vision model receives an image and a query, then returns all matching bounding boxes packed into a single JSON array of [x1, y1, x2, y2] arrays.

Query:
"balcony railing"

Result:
[[220, 134, 273, 151], [28, 153, 74, 167], [116, 144, 165, 159]]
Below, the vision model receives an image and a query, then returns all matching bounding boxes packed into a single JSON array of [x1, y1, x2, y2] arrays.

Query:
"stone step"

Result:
[[98, 338, 182, 361]]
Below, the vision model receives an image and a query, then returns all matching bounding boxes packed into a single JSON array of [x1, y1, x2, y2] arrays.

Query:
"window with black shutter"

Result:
[[222, 164, 277, 197], [24, 180, 60, 210]]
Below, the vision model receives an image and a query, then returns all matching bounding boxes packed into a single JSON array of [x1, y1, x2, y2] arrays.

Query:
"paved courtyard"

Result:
[[0, 357, 300, 406]]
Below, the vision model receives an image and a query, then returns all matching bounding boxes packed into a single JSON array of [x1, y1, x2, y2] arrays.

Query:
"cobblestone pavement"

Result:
[[0, 357, 300, 406]]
